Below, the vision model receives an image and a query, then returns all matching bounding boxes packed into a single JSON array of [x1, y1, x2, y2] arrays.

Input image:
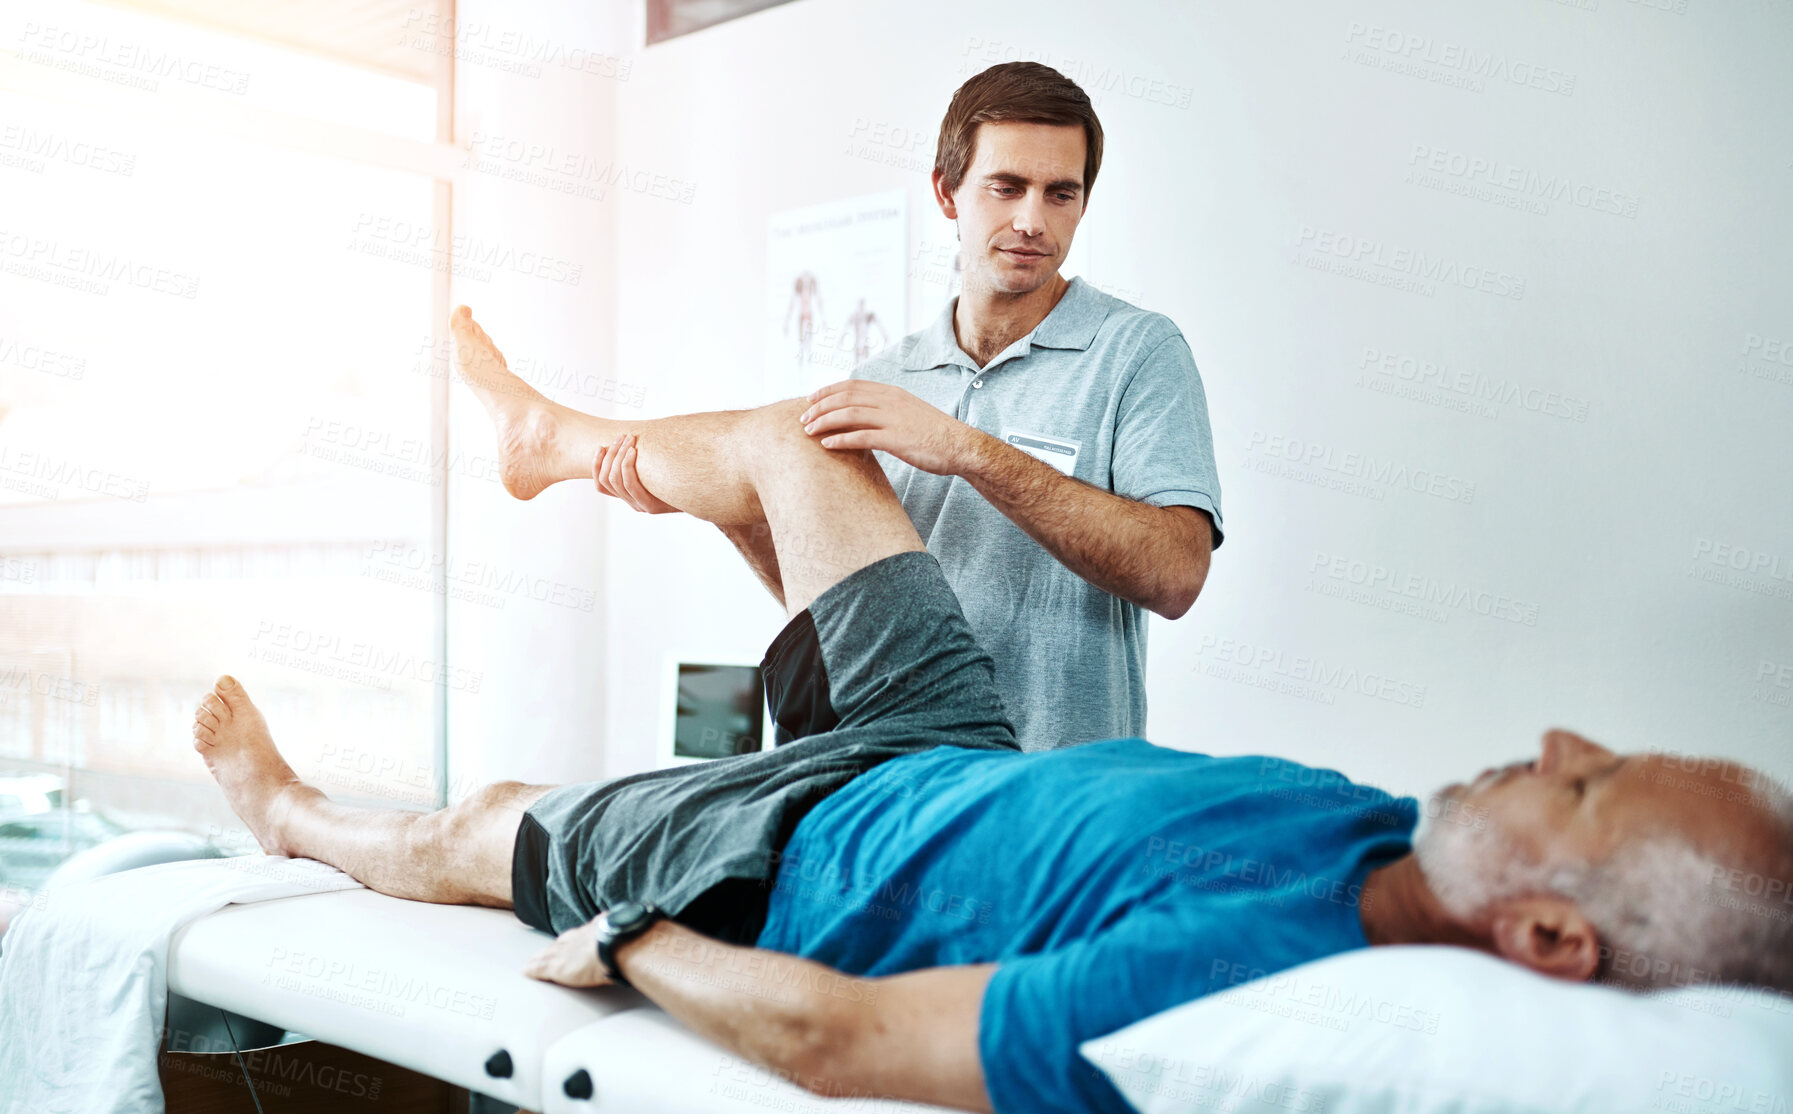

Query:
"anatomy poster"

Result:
[[765, 190, 907, 398]]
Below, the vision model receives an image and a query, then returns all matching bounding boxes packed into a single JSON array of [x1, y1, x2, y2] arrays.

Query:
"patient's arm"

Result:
[[526, 917, 993, 1111]]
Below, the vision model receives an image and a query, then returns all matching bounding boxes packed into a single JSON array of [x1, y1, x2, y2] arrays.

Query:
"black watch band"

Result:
[[595, 901, 663, 986]]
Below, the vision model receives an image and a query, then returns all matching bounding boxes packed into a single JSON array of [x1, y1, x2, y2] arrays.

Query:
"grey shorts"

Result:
[[510, 550, 1019, 941]]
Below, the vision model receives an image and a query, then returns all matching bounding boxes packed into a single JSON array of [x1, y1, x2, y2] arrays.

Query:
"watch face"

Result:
[[606, 901, 650, 932]]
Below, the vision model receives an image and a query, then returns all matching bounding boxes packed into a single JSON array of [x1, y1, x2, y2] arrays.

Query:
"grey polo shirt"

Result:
[[855, 277, 1223, 752]]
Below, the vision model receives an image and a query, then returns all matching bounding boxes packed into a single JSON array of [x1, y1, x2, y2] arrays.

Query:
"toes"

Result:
[[214, 675, 250, 717], [195, 706, 219, 729], [192, 721, 215, 748], [201, 691, 228, 723]]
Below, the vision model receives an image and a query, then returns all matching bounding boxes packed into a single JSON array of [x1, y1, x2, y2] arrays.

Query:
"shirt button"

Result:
[[972, 379, 983, 388]]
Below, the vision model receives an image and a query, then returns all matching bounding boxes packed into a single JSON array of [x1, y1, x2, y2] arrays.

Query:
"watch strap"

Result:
[[595, 903, 663, 986]]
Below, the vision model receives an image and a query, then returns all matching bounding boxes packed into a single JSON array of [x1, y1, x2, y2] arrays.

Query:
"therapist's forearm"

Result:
[[614, 920, 870, 1089], [955, 430, 1210, 619]]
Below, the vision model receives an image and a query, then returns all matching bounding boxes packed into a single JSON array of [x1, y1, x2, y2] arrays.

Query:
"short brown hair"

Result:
[[935, 62, 1104, 204]]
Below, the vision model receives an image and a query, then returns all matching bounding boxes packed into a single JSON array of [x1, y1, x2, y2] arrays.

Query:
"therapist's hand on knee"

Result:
[[594, 435, 678, 514], [799, 380, 973, 476], [523, 918, 615, 988]]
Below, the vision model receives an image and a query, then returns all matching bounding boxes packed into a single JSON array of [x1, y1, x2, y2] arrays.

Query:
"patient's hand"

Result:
[[594, 434, 678, 514], [523, 918, 615, 988]]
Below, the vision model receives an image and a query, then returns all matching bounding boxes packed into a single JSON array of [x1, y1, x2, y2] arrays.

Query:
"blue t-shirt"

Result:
[[755, 738, 1417, 1114]]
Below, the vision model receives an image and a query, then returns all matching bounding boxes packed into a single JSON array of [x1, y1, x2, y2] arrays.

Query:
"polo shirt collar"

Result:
[[898, 276, 1107, 372]]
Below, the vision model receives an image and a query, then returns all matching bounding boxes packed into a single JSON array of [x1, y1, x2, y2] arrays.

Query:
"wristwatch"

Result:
[[594, 901, 664, 987]]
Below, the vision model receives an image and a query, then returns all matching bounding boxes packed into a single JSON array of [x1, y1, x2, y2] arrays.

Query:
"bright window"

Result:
[[0, 0, 455, 881]]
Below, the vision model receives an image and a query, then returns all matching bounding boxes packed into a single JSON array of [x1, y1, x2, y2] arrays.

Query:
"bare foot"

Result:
[[449, 304, 575, 500], [192, 675, 306, 856]]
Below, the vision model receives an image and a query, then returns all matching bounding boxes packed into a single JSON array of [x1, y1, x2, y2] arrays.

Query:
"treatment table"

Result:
[[164, 887, 947, 1112]]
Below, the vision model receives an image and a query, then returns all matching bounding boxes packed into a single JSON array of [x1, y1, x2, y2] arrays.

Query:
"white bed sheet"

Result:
[[0, 856, 362, 1114]]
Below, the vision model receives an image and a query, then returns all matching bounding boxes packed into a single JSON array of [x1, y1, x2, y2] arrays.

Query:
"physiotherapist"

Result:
[[601, 61, 1224, 752]]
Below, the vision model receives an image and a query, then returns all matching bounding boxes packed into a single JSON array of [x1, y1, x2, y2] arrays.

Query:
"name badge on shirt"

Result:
[[1002, 428, 1081, 476]]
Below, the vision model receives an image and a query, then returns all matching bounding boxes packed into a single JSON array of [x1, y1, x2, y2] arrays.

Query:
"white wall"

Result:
[[442, 0, 633, 793], [467, 0, 1793, 802]]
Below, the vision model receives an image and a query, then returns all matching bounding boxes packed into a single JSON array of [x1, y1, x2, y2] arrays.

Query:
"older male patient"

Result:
[[190, 309, 1793, 1114]]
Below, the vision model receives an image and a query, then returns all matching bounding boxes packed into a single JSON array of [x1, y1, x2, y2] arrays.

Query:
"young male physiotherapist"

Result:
[[599, 62, 1224, 752]]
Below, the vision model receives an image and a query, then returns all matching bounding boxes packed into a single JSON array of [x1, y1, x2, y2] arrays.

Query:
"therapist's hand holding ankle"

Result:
[[593, 434, 678, 514]]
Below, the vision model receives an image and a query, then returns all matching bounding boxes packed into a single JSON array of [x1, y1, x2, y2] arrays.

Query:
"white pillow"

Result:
[[1080, 945, 1793, 1114]]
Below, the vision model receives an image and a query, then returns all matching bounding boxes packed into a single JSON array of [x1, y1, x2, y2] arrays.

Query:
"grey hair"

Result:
[[1415, 778, 1793, 994], [1570, 780, 1793, 994]]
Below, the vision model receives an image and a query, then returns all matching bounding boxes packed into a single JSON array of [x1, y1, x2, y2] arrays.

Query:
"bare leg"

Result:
[[190, 311, 935, 902], [452, 306, 923, 614], [192, 675, 550, 907]]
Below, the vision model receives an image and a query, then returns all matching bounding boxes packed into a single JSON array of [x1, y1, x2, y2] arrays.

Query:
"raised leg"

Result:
[[452, 305, 923, 614], [192, 675, 550, 907]]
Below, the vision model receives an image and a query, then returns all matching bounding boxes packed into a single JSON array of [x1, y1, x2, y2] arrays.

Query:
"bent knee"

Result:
[[750, 398, 878, 472]]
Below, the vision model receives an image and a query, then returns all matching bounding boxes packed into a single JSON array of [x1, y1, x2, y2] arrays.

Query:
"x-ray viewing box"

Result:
[[165, 887, 942, 1113]]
